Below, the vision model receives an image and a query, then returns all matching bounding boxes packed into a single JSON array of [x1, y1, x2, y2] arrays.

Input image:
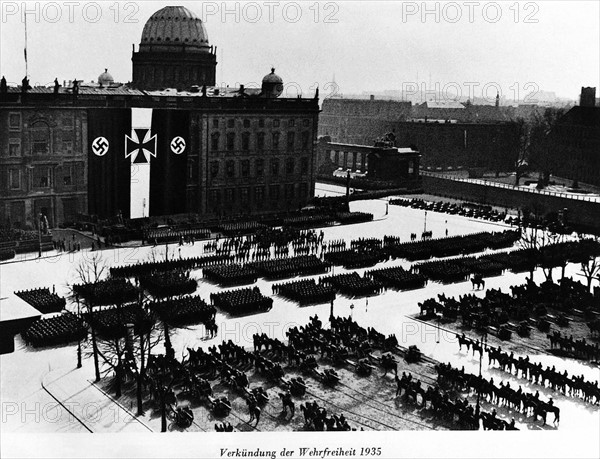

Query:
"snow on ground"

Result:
[[1, 185, 599, 435]]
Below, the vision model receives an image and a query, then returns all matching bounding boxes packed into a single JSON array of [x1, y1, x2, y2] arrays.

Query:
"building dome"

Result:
[[132, 6, 217, 90], [262, 68, 283, 98], [140, 6, 210, 52], [98, 69, 114, 86]]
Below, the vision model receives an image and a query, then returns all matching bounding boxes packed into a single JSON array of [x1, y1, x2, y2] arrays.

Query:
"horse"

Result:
[[471, 274, 485, 290], [531, 400, 560, 426], [279, 392, 295, 418], [205, 320, 218, 338], [456, 333, 471, 352], [480, 411, 504, 430], [471, 340, 483, 358], [380, 353, 398, 376], [246, 397, 261, 426]]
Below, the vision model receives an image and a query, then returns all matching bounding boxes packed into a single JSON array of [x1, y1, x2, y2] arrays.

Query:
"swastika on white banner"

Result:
[[170, 136, 186, 154], [92, 137, 109, 156]]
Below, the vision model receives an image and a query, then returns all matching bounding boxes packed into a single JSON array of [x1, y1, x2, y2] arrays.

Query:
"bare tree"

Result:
[[518, 226, 541, 279], [578, 238, 600, 293], [69, 252, 107, 382], [538, 232, 568, 281], [527, 107, 566, 188], [134, 317, 163, 416], [518, 224, 567, 281], [95, 326, 128, 397]]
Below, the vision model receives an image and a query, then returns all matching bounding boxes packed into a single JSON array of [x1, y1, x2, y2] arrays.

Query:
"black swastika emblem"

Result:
[[171, 136, 186, 155], [92, 137, 109, 156]]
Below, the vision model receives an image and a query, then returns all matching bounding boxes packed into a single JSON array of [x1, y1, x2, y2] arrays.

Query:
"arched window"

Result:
[[211, 132, 220, 150], [31, 121, 51, 155], [272, 132, 280, 150], [241, 132, 250, 151], [256, 132, 265, 150], [225, 160, 235, 177], [226, 132, 235, 151], [286, 131, 295, 151]]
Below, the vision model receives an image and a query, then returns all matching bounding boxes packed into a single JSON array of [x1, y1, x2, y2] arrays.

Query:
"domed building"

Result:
[[0, 5, 320, 228], [131, 6, 217, 90], [262, 68, 284, 98], [98, 69, 114, 87]]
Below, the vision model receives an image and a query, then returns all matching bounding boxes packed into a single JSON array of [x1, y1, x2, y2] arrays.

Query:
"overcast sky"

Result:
[[1, 1, 598, 101]]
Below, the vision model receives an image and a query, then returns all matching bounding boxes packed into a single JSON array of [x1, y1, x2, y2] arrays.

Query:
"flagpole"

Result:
[[24, 11, 28, 78]]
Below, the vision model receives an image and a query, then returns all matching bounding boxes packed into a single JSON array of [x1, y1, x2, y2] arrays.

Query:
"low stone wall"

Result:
[[422, 175, 600, 231]]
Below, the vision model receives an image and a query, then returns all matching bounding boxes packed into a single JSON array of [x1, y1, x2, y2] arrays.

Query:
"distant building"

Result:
[[543, 94, 600, 186], [319, 98, 411, 145], [319, 96, 524, 172], [393, 120, 521, 172], [579, 87, 597, 107], [317, 135, 421, 188]]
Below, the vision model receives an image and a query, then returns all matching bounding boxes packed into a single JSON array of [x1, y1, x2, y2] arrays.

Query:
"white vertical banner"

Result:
[[126, 108, 155, 219]]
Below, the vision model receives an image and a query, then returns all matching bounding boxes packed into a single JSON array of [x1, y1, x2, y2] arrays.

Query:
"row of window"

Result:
[[210, 157, 309, 179], [7, 113, 311, 132], [7, 115, 75, 139], [4, 140, 74, 157], [330, 150, 369, 170], [212, 118, 311, 129], [209, 183, 309, 205], [211, 131, 311, 152], [138, 66, 210, 83], [6, 166, 77, 190]]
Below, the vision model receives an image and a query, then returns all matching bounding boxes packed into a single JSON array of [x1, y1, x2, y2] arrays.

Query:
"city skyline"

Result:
[[1, 1, 598, 100]]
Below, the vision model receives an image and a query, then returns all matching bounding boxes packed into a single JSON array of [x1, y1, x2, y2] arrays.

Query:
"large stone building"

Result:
[[393, 120, 521, 173], [319, 97, 524, 173], [131, 6, 217, 90], [318, 98, 410, 146], [317, 136, 421, 188], [0, 102, 88, 228], [0, 6, 319, 229], [535, 88, 600, 186]]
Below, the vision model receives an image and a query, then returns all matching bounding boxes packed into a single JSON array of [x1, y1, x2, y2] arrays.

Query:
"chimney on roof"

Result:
[[580, 87, 596, 107]]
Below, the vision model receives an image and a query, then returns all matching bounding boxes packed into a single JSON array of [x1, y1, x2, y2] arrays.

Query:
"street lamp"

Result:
[[76, 294, 82, 368], [38, 212, 43, 258]]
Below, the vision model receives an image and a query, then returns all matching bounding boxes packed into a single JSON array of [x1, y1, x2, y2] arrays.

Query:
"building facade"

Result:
[[131, 6, 217, 91], [545, 106, 600, 186], [317, 138, 421, 188], [319, 98, 524, 173], [393, 120, 521, 172], [0, 106, 87, 229], [0, 87, 319, 228], [0, 6, 319, 229]]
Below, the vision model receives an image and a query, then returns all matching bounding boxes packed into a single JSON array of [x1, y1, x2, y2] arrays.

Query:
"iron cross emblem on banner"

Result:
[[125, 129, 157, 163]]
